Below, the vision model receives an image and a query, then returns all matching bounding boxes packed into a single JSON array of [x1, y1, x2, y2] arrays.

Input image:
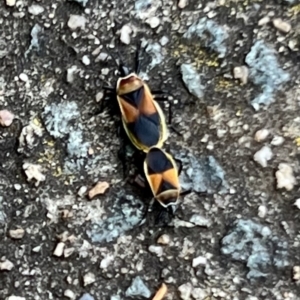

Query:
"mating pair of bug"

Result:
[[100, 44, 185, 215]]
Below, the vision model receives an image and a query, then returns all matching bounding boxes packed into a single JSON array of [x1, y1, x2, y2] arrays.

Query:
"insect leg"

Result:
[[151, 89, 169, 95], [135, 42, 142, 74], [174, 158, 183, 175], [103, 85, 115, 91], [117, 142, 129, 179]]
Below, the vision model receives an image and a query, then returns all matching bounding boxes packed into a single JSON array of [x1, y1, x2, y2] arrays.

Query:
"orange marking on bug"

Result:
[[149, 173, 163, 195], [119, 98, 139, 123], [162, 168, 180, 190], [139, 84, 157, 115]]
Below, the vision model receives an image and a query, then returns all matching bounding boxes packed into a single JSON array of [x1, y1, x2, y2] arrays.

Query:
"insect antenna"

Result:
[[101, 44, 120, 69]]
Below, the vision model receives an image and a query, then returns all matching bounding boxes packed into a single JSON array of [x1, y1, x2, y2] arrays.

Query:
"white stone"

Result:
[[273, 18, 291, 33], [157, 234, 170, 245], [9, 228, 25, 239], [148, 245, 163, 257], [100, 254, 114, 269], [192, 256, 207, 268], [254, 129, 269, 142], [0, 110, 14, 127], [64, 289, 76, 300], [178, 0, 188, 8], [23, 163, 45, 186], [64, 247, 75, 258], [271, 135, 284, 146], [147, 17, 160, 28], [82, 55, 90, 66], [19, 73, 28, 82], [28, 5, 44, 15], [159, 36, 169, 46], [258, 16, 270, 26], [120, 24, 132, 45], [53, 242, 65, 257], [6, 0, 16, 6], [77, 186, 87, 197], [83, 272, 96, 286], [0, 259, 14, 271], [276, 163, 296, 191], [6, 296, 26, 300], [67, 66, 77, 83], [253, 146, 273, 167], [68, 15, 87, 30], [293, 266, 300, 281], [191, 288, 208, 300], [294, 199, 300, 209], [178, 283, 193, 300], [95, 92, 103, 103], [258, 205, 267, 218]]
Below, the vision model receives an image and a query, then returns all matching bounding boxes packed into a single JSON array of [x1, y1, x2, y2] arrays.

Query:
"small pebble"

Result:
[[23, 163, 45, 187], [14, 184, 21, 191], [254, 129, 269, 142], [19, 73, 28, 82], [0, 109, 14, 127], [148, 245, 163, 257], [77, 186, 87, 197], [159, 36, 169, 46], [293, 266, 300, 281], [178, 283, 193, 300], [253, 146, 273, 167], [53, 242, 65, 257], [83, 272, 96, 286], [125, 276, 151, 298], [157, 234, 170, 245], [192, 288, 208, 300], [32, 245, 41, 253], [96, 52, 108, 62], [0, 259, 14, 271], [64, 289, 76, 300], [88, 181, 109, 199], [276, 163, 296, 191], [258, 16, 270, 26], [68, 15, 87, 30], [101, 68, 109, 76], [178, 0, 188, 8], [82, 55, 90, 66], [288, 39, 298, 51], [273, 18, 291, 33], [271, 135, 284, 146], [67, 66, 77, 83], [258, 205, 267, 218], [28, 4, 44, 15], [120, 24, 132, 45], [95, 92, 103, 103], [64, 247, 75, 258], [100, 254, 114, 269], [9, 228, 25, 239], [147, 17, 160, 28], [79, 293, 95, 300], [192, 256, 207, 268], [294, 199, 300, 209], [6, 0, 16, 6]]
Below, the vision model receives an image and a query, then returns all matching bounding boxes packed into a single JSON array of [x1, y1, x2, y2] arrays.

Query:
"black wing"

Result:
[[122, 86, 144, 108], [146, 148, 173, 174], [127, 113, 161, 148]]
